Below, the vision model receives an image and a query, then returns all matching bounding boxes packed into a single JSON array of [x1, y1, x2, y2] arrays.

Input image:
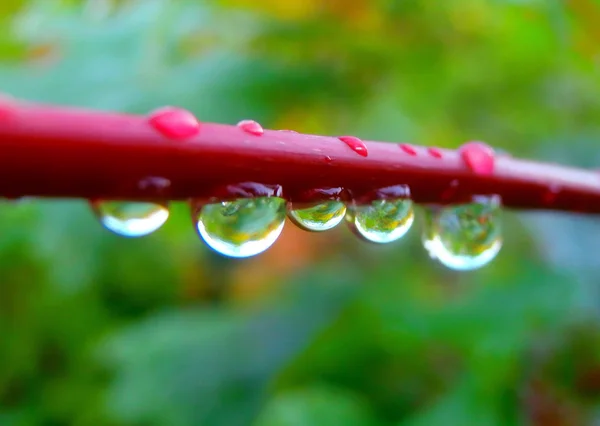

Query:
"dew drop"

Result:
[[346, 185, 414, 243], [339, 136, 368, 157], [194, 197, 286, 258], [459, 141, 495, 175], [237, 119, 264, 136], [288, 201, 346, 232], [399, 144, 417, 156], [91, 200, 169, 237], [422, 195, 502, 271], [148, 106, 200, 139], [427, 147, 443, 159]]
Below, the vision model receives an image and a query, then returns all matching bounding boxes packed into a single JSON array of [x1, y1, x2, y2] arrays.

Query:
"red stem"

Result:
[[0, 99, 599, 213]]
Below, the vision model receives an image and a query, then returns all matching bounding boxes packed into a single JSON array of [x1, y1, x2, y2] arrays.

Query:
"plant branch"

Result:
[[0, 99, 598, 213]]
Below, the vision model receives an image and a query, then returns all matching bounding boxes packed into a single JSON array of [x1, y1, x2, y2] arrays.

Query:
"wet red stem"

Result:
[[0, 99, 599, 213]]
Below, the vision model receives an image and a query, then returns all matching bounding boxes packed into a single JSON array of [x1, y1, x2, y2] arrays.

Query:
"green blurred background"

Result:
[[2, 0, 600, 424]]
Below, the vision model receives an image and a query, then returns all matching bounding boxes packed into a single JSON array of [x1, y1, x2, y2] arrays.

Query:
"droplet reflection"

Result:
[[92, 201, 169, 237], [194, 197, 286, 258], [422, 195, 502, 270]]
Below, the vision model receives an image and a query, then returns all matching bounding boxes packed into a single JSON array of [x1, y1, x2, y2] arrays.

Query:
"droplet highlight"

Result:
[[346, 185, 414, 243], [194, 197, 286, 258], [91, 201, 169, 237], [237, 119, 264, 136], [148, 106, 200, 139], [422, 195, 502, 271], [339, 136, 368, 157], [288, 201, 346, 232], [459, 141, 495, 176]]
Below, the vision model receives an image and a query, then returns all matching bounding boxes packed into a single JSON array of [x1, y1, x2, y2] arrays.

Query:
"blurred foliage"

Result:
[[1, 0, 600, 425]]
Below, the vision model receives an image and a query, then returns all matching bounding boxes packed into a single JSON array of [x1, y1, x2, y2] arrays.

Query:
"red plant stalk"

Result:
[[0, 98, 599, 213]]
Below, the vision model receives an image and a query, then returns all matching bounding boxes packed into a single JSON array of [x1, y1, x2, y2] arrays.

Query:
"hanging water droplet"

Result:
[[288, 201, 346, 232], [237, 119, 264, 136], [194, 197, 286, 258], [346, 185, 414, 243], [422, 195, 502, 271], [338, 136, 368, 157], [148, 106, 200, 139], [91, 200, 169, 237]]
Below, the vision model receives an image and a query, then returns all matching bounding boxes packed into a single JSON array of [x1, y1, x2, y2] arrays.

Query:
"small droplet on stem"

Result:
[[338, 136, 368, 157], [459, 141, 495, 176], [427, 147, 443, 159], [237, 119, 264, 136], [399, 144, 417, 156], [148, 106, 200, 139]]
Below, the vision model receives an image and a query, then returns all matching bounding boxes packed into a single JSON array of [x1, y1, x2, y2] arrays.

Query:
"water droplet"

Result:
[[148, 106, 200, 139], [427, 147, 443, 159], [237, 119, 264, 136], [288, 201, 346, 232], [399, 144, 417, 156], [324, 155, 333, 164], [346, 185, 414, 243], [459, 141, 495, 175], [279, 129, 298, 133], [339, 136, 368, 157], [91, 201, 169, 237], [422, 195, 502, 271], [194, 197, 286, 258]]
